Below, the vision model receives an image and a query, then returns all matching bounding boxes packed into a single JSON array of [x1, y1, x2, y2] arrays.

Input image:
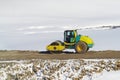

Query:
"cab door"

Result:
[[64, 30, 75, 43]]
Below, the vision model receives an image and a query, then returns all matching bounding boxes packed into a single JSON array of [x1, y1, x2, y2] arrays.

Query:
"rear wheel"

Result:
[[75, 41, 88, 54]]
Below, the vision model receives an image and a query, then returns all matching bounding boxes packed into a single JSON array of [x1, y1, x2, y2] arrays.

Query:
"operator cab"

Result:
[[64, 30, 77, 43]]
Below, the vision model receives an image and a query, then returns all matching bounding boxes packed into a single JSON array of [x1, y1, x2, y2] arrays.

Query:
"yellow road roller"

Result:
[[46, 29, 94, 53]]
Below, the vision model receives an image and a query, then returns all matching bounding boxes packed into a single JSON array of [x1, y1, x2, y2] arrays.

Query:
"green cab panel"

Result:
[[88, 44, 94, 48], [76, 35, 81, 42]]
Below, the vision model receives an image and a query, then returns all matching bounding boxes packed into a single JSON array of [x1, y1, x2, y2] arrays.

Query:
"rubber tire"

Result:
[[75, 41, 88, 54], [87, 47, 89, 51]]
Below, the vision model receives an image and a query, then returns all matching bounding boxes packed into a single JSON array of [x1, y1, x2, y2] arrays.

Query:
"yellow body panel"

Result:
[[80, 36, 94, 45], [64, 42, 75, 45]]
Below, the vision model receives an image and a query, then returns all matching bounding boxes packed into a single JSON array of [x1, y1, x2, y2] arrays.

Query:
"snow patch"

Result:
[[0, 59, 120, 80]]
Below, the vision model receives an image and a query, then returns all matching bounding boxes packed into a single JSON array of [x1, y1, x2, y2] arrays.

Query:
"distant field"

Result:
[[0, 50, 120, 60]]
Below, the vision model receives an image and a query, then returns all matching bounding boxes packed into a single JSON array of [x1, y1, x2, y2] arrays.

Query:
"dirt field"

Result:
[[0, 50, 120, 60]]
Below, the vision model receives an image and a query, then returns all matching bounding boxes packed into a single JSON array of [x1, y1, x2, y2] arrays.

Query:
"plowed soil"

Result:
[[0, 50, 120, 60]]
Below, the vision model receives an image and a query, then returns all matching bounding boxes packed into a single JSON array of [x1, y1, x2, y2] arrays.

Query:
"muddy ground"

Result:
[[0, 50, 120, 60]]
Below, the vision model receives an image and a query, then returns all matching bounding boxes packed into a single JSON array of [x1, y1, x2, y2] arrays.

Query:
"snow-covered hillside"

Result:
[[17, 25, 120, 34], [0, 59, 120, 80]]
